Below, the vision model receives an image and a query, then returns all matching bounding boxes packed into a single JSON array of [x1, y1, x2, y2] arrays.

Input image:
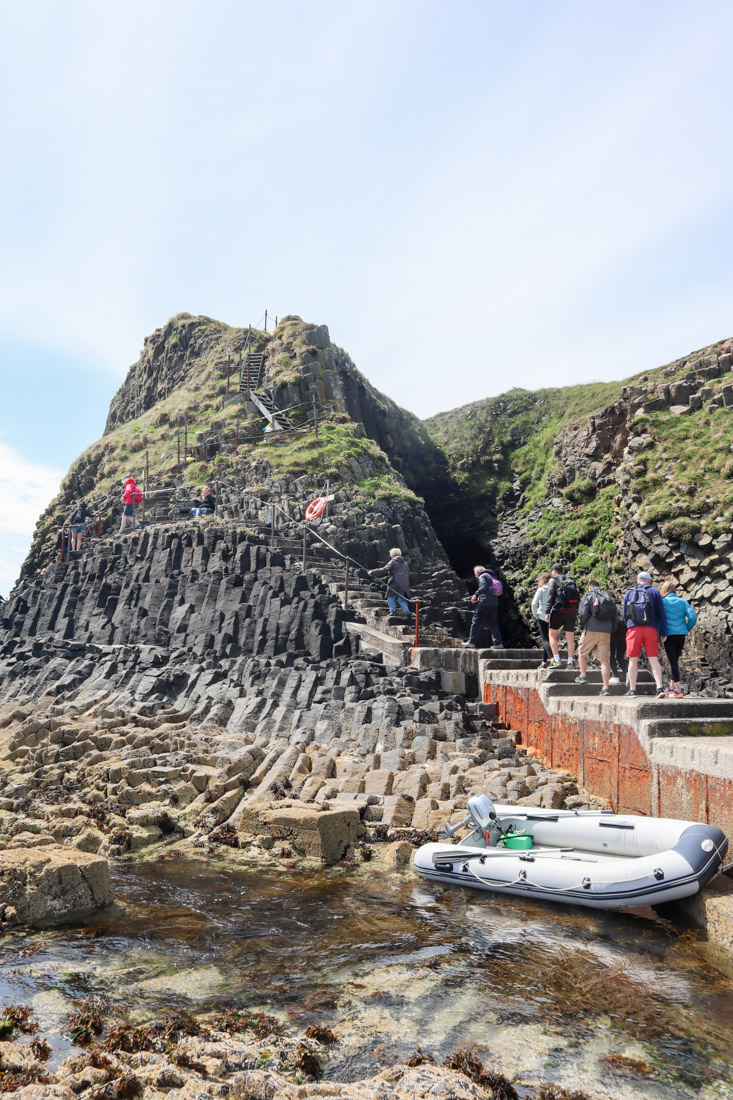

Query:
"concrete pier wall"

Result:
[[480, 667, 733, 838]]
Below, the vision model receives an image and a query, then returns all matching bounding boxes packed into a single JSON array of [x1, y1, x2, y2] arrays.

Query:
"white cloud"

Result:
[[0, 442, 63, 598]]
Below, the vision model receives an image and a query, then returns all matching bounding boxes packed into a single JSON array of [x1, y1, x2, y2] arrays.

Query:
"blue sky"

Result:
[[1, 0, 733, 596]]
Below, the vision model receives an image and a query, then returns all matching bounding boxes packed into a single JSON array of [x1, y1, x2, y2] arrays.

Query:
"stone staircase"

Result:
[[318, 569, 460, 666]]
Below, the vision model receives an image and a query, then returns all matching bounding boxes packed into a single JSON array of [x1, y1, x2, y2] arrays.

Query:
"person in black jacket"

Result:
[[462, 565, 504, 650], [191, 486, 216, 518], [69, 500, 91, 553], [369, 548, 411, 619]]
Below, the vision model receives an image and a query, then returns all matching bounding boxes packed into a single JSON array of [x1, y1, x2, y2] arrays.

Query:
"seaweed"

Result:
[[444, 1046, 519, 1099]]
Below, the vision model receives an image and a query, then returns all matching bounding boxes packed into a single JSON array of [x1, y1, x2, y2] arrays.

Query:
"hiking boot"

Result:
[[624, 689, 637, 697], [599, 688, 610, 696], [574, 675, 587, 684]]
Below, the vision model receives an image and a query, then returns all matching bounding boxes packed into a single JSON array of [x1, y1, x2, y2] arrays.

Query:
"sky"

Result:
[[1, 0, 733, 596]]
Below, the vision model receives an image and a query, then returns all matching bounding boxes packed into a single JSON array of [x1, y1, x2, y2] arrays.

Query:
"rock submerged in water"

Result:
[[0, 844, 112, 928]]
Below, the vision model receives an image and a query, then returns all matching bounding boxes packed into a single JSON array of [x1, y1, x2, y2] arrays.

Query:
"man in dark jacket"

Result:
[[462, 565, 504, 650], [622, 571, 667, 698], [574, 580, 617, 695], [369, 548, 411, 619]]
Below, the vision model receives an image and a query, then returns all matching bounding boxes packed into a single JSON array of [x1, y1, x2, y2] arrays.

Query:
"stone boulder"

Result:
[[236, 802, 362, 864], [0, 845, 112, 928]]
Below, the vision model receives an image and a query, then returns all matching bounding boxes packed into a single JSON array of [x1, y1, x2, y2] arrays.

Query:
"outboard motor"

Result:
[[440, 794, 501, 844], [467, 795, 497, 829], [468, 794, 502, 847]]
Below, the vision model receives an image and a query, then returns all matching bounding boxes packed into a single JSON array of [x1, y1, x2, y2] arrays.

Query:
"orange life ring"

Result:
[[305, 497, 327, 521]]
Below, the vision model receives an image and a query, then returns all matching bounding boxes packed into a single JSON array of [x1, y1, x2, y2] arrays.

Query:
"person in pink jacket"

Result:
[[118, 477, 143, 535]]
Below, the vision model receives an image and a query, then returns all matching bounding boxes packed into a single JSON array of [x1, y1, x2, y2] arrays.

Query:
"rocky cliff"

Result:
[[8, 315, 733, 693], [421, 337, 733, 692]]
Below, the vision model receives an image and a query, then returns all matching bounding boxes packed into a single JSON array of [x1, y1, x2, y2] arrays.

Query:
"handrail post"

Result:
[[97, 515, 102, 539], [226, 353, 231, 395], [344, 556, 350, 608], [414, 598, 420, 648], [303, 525, 307, 571]]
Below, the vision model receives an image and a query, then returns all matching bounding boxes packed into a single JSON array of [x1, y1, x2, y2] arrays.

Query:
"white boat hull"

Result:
[[413, 805, 728, 910]]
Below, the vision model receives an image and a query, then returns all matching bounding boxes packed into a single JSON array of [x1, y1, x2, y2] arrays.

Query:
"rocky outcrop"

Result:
[[0, 845, 112, 928], [104, 314, 241, 433]]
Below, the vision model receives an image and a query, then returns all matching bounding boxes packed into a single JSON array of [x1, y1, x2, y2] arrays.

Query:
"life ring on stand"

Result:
[[305, 497, 327, 521]]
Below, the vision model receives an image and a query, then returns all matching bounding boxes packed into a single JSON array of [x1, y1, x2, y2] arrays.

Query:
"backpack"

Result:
[[555, 575, 579, 609], [626, 586, 653, 625], [589, 588, 615, 621], [486, 573, 503, 596], [131, 489, 143, 506]]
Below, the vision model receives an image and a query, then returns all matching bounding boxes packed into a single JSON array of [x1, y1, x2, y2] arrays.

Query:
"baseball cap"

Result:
[[637, 571, 652, 582], [550, 563, 562, 573]]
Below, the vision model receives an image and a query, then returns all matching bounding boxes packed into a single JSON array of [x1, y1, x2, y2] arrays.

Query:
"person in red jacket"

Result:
[[118, 477, 143, 535]]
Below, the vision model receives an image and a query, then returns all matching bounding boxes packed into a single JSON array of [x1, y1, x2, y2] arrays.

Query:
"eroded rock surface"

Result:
[[0, 845, 111, 928]]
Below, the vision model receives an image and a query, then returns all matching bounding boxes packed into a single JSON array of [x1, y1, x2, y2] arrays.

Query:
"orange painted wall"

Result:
[[484, 681, 732, 836]]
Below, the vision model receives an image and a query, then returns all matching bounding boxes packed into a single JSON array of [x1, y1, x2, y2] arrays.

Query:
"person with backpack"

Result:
[[622, 571, 668, 698], [574, 579, 617, 695], [660, 578, 697, 697], [368, 548, 411, 620], [118, 477, 144, 535], [544, 563, 580, 668], [531, 571, 553, 667], [462, 565, 504, 649], [69, 499, 91, 553]]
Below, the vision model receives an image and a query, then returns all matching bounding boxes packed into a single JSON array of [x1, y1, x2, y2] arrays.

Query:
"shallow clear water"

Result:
[[3, 856, 733, 1098]]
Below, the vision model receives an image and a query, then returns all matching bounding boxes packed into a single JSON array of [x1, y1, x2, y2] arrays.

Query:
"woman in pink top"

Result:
[[118, 478, 142, 535]]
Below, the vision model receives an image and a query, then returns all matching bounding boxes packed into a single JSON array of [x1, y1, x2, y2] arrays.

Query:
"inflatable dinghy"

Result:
[[413, 796, 728, 910]]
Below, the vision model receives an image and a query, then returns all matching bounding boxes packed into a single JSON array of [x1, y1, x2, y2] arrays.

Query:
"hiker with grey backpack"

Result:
[[622, 571, 668, 699], [545, 564, 580, 668], [574, 580, 617, 695]]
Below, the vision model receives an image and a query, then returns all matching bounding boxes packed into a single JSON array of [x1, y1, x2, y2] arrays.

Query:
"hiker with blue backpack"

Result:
[[574, 580, 617, 695], [622, 571, 668, 698], [462, 565, 504, 649], [545, 564, 580, 668]]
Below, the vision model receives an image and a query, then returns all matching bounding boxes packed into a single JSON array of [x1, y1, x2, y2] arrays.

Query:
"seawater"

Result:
[[3, 856, 733, 1099]]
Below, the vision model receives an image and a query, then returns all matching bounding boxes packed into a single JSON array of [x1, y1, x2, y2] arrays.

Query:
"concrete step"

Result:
[[643, 717, 733, 738], [482, 659, 545, 670], [636, 699, 733, 720], [545, 669, 654, 684], [344, 622, 410, 667], [544, 682, 659, 698]]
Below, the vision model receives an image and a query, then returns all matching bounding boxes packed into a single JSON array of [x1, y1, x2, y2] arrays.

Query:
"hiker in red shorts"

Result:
[[622, 571, 668, 699]]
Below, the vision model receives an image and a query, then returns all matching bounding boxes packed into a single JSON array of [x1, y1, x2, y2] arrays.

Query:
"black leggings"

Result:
[[537, 618, 553, 661], [664, 635, 686, 682], [610, 631, 628, 678]]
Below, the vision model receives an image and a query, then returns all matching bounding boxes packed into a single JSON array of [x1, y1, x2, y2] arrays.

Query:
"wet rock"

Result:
[[0, 844, 112, 927], [236, 803, 362, 864]]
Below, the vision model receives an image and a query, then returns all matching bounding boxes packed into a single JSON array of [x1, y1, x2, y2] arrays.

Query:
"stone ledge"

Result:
[[0, 844, 112, 928], [236, 801, 363, 864]]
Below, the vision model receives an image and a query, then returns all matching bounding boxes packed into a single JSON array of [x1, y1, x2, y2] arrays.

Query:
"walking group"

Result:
[[460, 560, 697, 699], [532, 565, 696, 698]]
